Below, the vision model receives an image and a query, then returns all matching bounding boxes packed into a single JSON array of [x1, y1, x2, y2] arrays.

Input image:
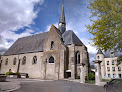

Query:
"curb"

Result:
[[0, 81, 21, 92]]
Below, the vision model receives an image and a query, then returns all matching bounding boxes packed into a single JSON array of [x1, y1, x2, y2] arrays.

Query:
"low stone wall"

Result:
[[0, 75, 6, 82]]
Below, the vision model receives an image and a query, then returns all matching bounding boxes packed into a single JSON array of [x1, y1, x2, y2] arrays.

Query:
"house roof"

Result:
[[97, 49, 103, 54], [4, 32, 47, 55], [104, 49, 121, 58], [4, 27, 84, 56]]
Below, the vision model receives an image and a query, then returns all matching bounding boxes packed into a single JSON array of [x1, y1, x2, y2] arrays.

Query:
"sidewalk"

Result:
[[63, 78, 106, 86], [0, 81, 20, 92]]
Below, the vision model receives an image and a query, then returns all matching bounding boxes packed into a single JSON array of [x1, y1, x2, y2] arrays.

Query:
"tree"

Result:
[[86, 0, 122, 63]]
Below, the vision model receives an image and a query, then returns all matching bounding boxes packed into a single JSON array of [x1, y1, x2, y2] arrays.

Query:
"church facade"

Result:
[[0, 6, 90, 80]]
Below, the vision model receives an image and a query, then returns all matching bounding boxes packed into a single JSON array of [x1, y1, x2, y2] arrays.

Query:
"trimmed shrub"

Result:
[[6, 72, 13, 75], [88, 73, 95, 80]]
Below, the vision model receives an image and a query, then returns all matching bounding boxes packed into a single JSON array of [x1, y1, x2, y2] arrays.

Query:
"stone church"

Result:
[[0, 5, 90, 80]]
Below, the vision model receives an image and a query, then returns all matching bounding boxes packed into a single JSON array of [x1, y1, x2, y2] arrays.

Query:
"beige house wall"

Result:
[[104, 57, 122, 79]]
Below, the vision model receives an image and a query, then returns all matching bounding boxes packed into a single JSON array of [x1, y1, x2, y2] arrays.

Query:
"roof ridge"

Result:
[[19, 32, 48, 39]]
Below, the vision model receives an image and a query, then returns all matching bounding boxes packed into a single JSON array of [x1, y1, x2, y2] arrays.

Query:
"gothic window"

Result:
[[107, 61, 109, 65], [32, 56, 37, 64], [13, 58, 17, 65], [50, 41, 54, 49], [5, 58, 8, 65], [49, 56, 54, 63], [111, 52, 114, 57], [22, 56, 26, 65], [75, 51, 80, 64], [78, 53, 80, 64]]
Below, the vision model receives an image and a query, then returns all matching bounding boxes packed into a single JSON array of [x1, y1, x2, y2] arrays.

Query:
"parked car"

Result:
[[104, 79, 122, 92]]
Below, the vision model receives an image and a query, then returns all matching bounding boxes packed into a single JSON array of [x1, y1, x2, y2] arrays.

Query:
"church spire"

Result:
[[58, 5, 66, 34], [59, 5, 65, 24]]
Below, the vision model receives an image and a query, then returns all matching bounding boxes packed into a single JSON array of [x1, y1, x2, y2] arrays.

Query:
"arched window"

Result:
[[51, 41, 54, 49], [22, 56, 26, 65], [78, 53, 80, 64], [5, 58, 8, 65], [75, 51, 80, 64], [49, 56, 54, 63], [32, 56, 37, 64], [13, 58, 17, 65]]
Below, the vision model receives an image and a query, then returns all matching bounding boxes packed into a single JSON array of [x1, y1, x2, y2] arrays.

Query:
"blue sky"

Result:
[[0, 0, 97, 64]]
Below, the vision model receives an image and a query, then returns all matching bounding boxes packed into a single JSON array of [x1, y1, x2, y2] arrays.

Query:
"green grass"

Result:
[[102, 79, 111, 82], [85, 80, 95, 84]]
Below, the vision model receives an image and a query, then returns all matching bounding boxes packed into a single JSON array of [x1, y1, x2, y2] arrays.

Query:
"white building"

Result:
[[96, 50, 122, 79]]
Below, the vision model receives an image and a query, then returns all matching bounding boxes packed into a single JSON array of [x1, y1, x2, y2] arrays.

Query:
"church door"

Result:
[[45, 56, 55, 79]]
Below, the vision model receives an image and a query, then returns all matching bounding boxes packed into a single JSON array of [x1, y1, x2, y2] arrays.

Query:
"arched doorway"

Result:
[[46, 56, 55, 79]]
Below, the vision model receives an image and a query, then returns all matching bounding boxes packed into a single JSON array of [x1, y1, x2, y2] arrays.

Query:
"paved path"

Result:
[[13, 79, 105, 92]]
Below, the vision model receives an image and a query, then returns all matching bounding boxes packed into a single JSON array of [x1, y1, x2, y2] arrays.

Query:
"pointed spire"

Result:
[[59, 5, 65, 24], [58, 5, 66, 34]]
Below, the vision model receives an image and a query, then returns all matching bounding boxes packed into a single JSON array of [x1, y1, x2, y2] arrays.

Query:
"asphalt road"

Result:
[[13, 79, 105, 92]]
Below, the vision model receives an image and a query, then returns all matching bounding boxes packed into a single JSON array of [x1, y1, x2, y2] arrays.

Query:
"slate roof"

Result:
[[59, 5, 65, 24], [3, 29, 84, 56], [62, 30, 84, 46], [4, 32, 47, 55], [104, 49, 121, 58], [97, 50, 103, 54]]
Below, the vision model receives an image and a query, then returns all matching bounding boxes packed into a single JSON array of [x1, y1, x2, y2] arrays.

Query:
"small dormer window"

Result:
[[51, 41, 54, 49], [111, 52, 114, 57]]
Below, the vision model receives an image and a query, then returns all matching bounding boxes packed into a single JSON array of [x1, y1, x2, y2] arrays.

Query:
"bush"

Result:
[[88, 73, 95, 80], [14, 72, 20, 75], [6, 72, 13, 75], [75, 75, 80, 79]]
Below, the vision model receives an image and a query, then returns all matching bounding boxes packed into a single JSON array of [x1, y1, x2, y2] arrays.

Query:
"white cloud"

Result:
[[0, 0, 44, 54], [0, 0, 44, 33], [45, 23, 58, 32], [0, 29, 34, 54]]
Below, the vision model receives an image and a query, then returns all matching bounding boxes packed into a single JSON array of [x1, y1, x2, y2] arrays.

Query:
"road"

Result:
[[11, 78, 104, 92]]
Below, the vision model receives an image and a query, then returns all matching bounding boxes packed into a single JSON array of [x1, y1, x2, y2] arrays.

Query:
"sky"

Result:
[[0, 0, 97, 65]]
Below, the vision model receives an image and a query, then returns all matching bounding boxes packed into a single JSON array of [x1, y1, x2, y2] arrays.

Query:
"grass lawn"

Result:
[[85, 80, 95, 84], [85, 79, 111, 84], [102, 79, 111, 82]]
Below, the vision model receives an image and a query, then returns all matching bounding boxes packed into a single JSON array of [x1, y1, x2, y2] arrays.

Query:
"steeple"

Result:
[[58, 5, 66, 34]]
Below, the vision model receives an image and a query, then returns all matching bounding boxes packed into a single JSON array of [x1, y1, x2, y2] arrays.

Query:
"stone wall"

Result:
[[0, 52, 43, 79]]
